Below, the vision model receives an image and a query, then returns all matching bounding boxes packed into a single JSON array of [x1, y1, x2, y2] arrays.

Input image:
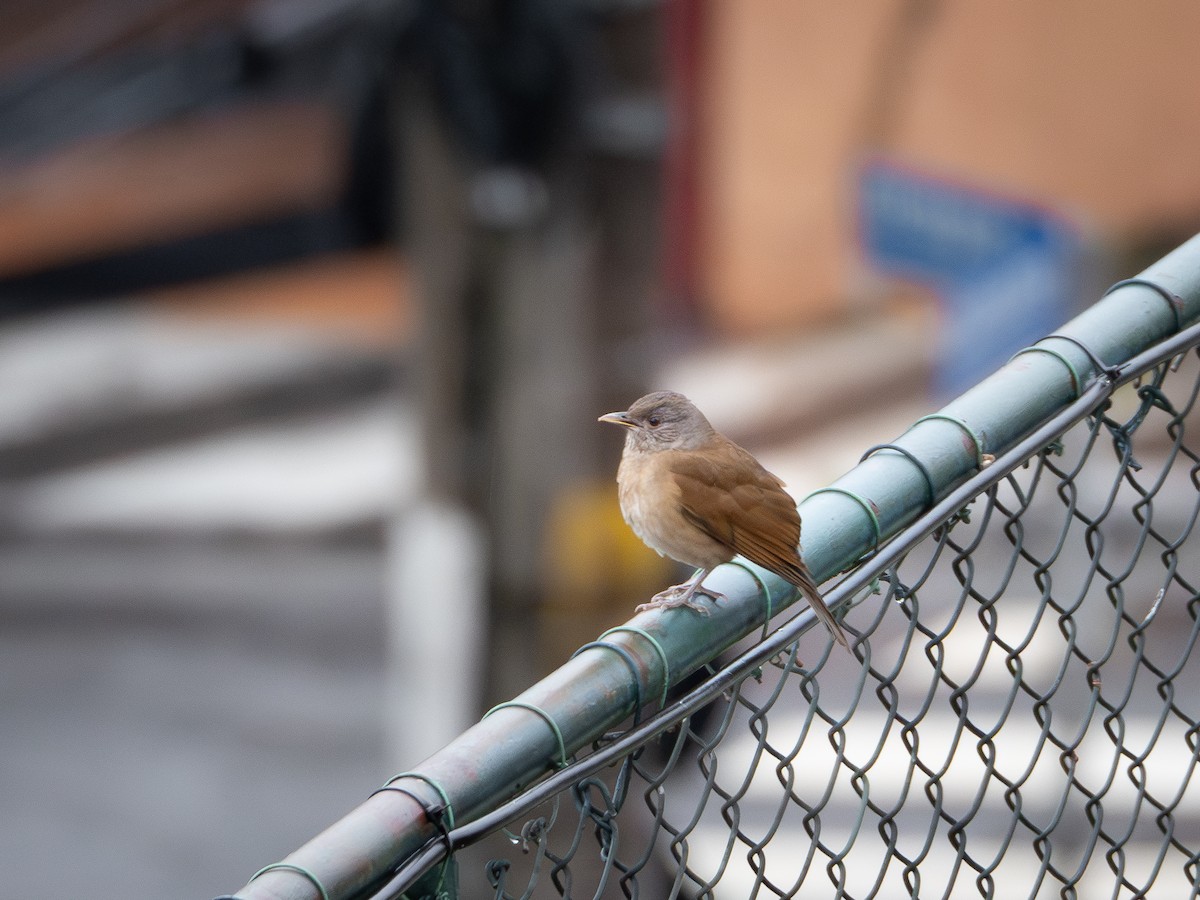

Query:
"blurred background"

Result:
[[3, 1, 1200, 896]]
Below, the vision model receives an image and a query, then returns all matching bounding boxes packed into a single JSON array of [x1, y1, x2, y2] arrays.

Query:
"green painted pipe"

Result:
[[226, 233, 1200, 900]]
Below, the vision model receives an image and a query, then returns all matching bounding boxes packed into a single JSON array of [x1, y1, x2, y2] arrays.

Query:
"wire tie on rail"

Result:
[[373, 772, 458, 871], [371, 773, 457, 900], [859, 443, 937, 509], [572, 640, 645, 724], [722, 560, 775, 640], [1035, 334, 1122, 383], [599, 626, 671, 709], [1105, 276, 1185, 333], [483, 701, 570, 769], [247, 863, 330, 900], [912, 413, 988, 469], [370, 785, 453, 854], [380, 772, 456, 828], [1008, 345, 1086, 397], [804, 487, 883, 553]]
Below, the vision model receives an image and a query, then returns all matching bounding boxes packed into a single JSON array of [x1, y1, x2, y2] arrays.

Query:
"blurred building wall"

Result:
[[700, 0, 1200, 334]]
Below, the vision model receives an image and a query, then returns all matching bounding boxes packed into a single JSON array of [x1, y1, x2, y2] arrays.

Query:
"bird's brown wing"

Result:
[[670, 440, 850, 648], [670, 441, 802, 573]]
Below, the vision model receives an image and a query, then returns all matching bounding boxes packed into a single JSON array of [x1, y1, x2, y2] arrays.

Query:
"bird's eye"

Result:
[[647, 415, 661, 427]]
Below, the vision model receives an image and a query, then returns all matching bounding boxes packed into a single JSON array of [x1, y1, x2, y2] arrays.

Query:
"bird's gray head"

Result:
[[598, 390, 716, 452]]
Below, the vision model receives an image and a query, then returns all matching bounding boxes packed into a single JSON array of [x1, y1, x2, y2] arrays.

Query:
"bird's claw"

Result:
[[636, 596, 711, 615], [636, 582, 726, 616]]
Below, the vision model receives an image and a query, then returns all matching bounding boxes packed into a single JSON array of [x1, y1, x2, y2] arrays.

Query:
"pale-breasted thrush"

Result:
[[600, 390, 849, 649]]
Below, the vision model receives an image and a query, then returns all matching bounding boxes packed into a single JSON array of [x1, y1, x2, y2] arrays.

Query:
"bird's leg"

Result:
[[637, 568, 726, 615]]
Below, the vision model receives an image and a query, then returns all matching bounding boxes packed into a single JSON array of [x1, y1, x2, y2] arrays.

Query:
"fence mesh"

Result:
[[390, 336, 1200, 900]]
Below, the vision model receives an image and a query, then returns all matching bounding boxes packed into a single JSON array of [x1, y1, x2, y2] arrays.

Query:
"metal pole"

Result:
[[223, 236, 1200, 900]]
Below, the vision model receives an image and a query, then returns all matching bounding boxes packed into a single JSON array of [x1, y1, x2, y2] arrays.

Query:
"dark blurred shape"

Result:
[[0, 0, 410, 309], [402, 0, 582, 169]]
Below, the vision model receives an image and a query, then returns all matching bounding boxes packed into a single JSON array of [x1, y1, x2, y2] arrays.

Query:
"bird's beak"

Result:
[[598, 411, 637, 429]]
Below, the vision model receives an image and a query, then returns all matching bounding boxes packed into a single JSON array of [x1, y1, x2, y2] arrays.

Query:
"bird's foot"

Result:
[[636, 577, 725, 616]]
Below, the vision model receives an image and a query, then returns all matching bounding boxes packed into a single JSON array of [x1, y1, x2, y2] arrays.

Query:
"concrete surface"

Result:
[[0, 302, 401, 898], [0, 539, 387, 899]]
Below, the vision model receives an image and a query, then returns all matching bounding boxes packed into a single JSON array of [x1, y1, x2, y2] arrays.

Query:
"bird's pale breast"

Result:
[[616, 447, 732, 570]]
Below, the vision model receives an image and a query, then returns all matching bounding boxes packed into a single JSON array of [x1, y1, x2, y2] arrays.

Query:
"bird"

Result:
[[599, 390, 849, 649]]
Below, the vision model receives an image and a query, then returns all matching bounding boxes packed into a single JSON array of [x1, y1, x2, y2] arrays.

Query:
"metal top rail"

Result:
[[221, 234, 1200, 900]]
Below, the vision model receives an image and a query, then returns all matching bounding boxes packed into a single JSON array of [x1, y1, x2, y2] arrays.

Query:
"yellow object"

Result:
[[543, 480, 674, 613]]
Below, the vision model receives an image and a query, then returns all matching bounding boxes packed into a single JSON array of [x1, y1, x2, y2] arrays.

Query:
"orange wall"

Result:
[[700, 1, 1200, 334], [0, 100, 344, 279]]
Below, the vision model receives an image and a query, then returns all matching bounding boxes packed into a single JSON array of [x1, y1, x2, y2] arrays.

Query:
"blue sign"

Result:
[[858, 159, 1079, 396]]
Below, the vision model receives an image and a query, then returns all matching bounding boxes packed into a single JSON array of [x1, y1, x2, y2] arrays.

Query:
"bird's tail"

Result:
[[788, 565, 850, 650]]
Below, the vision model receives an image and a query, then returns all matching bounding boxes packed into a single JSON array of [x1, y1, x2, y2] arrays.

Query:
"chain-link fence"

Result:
[[224, 238, 1200, 900]]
